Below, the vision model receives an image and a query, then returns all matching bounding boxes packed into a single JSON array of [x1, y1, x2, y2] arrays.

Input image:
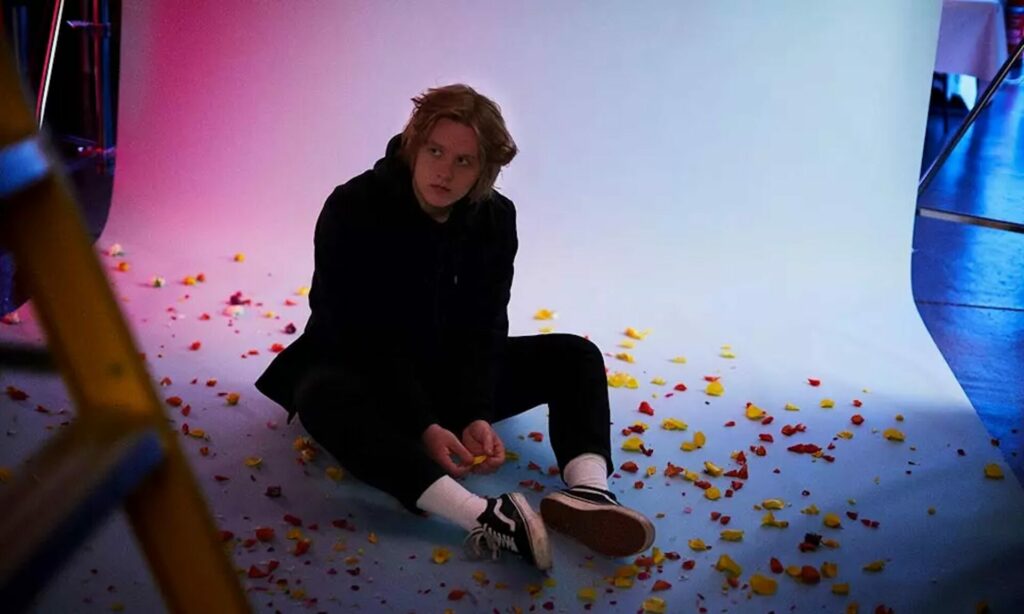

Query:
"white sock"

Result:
[[415, 476, 488, 531], [563, 453, 609, 490]]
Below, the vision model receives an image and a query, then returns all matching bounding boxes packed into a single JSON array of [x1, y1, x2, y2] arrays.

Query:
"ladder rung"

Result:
[[0, 422, 165, 613]]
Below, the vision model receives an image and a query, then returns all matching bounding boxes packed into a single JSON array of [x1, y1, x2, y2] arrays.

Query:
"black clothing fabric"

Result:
[[293, 334, 614, 513], [255, 134, 518, 436]]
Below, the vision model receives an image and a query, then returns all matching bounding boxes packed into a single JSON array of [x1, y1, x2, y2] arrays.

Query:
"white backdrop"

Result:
[[4, 1, 1023, 612]]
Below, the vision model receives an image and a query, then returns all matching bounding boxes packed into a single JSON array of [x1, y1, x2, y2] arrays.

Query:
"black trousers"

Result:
[[293, 333, 613, 513]]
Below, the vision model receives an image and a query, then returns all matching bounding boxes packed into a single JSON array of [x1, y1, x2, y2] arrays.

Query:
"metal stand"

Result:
[[918, 36, 1024, 198], [32, 0, 116, 174]]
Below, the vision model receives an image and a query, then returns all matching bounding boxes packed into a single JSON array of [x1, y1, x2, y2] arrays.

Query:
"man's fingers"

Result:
[[450, 440, 476, 466]]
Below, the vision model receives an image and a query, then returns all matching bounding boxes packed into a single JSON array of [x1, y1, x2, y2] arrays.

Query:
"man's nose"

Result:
[[437, 161, 454, 181]]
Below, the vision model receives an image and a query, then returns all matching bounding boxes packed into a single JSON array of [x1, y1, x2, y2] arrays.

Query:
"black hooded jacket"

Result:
[[255, 134, 518, 436]]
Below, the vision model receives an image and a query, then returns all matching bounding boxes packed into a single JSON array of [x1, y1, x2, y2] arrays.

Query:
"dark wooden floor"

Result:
[[914, 68, 1024, 482]]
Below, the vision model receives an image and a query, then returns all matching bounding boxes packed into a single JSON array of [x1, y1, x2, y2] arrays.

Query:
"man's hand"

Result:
[[421, 424, 475, 478], [461, 420, 505, 475]]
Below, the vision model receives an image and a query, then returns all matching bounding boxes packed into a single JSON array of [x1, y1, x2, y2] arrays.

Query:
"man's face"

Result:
[[412, 118, 481, 220]]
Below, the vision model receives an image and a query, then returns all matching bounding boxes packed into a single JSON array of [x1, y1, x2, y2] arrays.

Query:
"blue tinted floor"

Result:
[[914, 69, 1024, 483]]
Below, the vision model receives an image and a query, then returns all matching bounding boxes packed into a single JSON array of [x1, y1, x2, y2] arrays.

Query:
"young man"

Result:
[[256, 84, 654, 570]]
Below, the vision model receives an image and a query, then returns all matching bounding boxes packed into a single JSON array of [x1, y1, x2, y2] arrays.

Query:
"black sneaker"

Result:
[[540, 485, 655, 557], [466, 492, 552, 570]]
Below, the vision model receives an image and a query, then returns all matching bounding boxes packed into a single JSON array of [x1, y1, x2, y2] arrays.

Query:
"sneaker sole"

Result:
[[509, 492, 553, 571], [540, 492, 655, 557]]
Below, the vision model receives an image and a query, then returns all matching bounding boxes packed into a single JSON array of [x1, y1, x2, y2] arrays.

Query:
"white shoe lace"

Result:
[[464, 525, 518, 561]]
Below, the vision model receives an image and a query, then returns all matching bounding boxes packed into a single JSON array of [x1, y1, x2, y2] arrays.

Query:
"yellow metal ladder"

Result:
[[0, 36, 249, 613]]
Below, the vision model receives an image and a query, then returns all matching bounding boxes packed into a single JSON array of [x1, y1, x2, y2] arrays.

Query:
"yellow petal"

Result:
[[432, 547, 451, 564], [762, 499, 785, 510], [187, 428, 206, 439], [705, 381, 725, 396], [895, 413, 905, 422], [614, 564, 637, 578], [661, 417, 688, 431], [472, 455, 487, 466], [703, 461, 724, 477], [670, 356, 687, 364], [650, 377, 666, 385], [642, 597, 667, 614], [720, 350, 736, 359], [704, 486, 721, 500], [645, 466, 657, 477], [688, 538, 709, 551], [745, 403, 765, 420], [823, 513, 842, 528], [577, 587, 597, 602], [538, 326, 554, 334], [820, 398, 835, 408], [883, 428, 905, 442], [233, 253, 245, 262], [863, 560, 886, 572], [832, 583, 850, 595], [622, 436, 645, 452], [244, 456, 263, 468], [615, 352, 636, 363], [984, 463, 1005, 479], [368, 532, 378, 544], [694, 431, 707, 447], [681, 441, 696, 452], [296, 286, 310, 296], [625, 327, 651, 340], [683, 469, 700, 482], [750, 573, 778, 596], [614, 576, 634, 588], [226, 392, 240, 405], [533, 309, 556, 320], [714, 554, 742, 576], [619, 340, 637, 349], [784, 403, 800, 411], [837, 431, 854, 440], [821, 561, 838, 578], [761, 511, 789, 528], [720, 530, 744, 542], [286, 528, 303, 540], [326, 466, 345, 481], [652, 547, 666, 565], [801, 504, 820, 515]]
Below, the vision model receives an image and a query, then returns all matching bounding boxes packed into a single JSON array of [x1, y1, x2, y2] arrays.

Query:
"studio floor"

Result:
[[2, 74, 1023, 613]]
